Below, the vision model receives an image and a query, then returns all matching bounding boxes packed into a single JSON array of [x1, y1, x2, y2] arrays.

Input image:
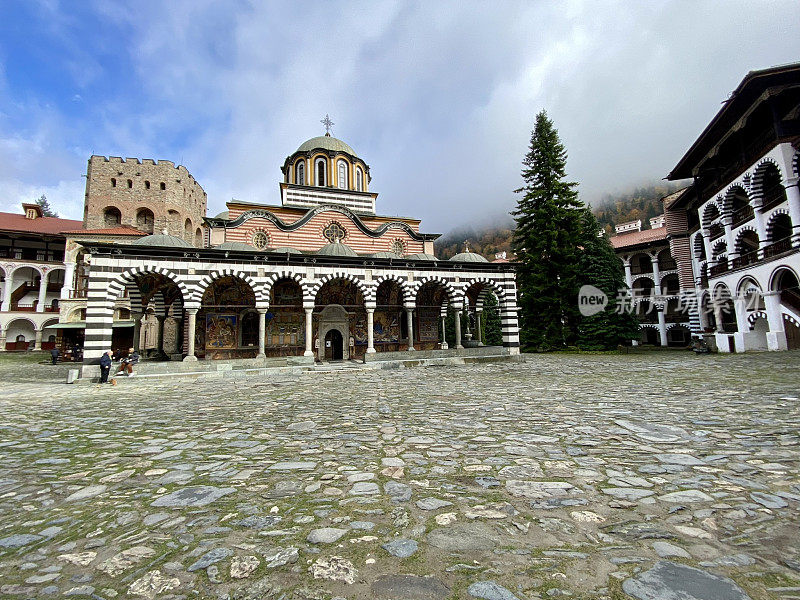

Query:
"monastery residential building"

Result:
[[0, 131, 520, 372]]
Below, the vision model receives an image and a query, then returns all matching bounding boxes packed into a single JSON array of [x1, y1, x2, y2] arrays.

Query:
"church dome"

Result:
[[317, 242, 357, 257], [297, 134, 357, 156], [371, 251, 402, 259], [216, 241, 257, 251], [407, 253, 438, 261], [271, 246, 303, 254], [213, 210, 230, 220], [131, 232, 191, 248], [450, 251, 488, 263]]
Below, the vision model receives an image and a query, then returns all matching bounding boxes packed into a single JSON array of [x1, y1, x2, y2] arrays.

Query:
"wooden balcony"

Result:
[[708, 223, 724, 240], [709, 261, 729, 277], [732, 249, 758, 269], [731, 205, 754, 227], [763, 237, 793, 259]]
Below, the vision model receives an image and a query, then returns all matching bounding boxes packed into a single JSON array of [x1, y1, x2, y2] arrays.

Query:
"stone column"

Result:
[[651, 256, 662, 295], [61, 263, 75, 300], [1, 272, 12, 312], [656, 306, 668, 347], [764, 291, 788, 351], [713, 301, 725, 334], [257, 308, 267, 358], [622, 258, 633, 289], [36, 272, 48, 312], [132, 313, 143, 353], [366, 306, 376, 354], [405, 307, 415, 351], [156, 316, 166, 355], [184, 308, 198, 361], [440, 314, 448, 349], [34, 329, 43, 351], [454, 308, 463, 349], [475, 310, 483, 346], [723, 217, 736, 260], [701, 230, 713, 266], [786, 176, 800, 247], [0, 329, 6, 352], [303, 305, 314, 357]]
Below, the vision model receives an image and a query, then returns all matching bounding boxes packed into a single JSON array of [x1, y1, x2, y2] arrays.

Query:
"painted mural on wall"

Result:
[[417, 308, 439, 341], [315, 279, 363, 307], [265, 312, 304, 347], [373, 312, 400, 343], [206, 314, 237, 349]]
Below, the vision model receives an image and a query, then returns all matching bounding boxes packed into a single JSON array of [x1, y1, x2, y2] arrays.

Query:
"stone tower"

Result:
[[83, 156, 207, 247]]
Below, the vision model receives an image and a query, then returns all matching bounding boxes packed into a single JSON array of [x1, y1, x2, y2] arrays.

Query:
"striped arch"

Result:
[[701, 200, 722, 226], [310, 272, 368, 303], [262, 271, 309, 302], [784, 312, 800, 329], [747, 311, 767, 326], [9, 263, 46, 280], [193, 269, 267, 306], [692, 232, 707, 261], [765, 208, 792, 240], [722, 183, 751, 215], [374, 274, 411, 304], [733, 225, 758, 253], [412, 276, 458, 306], [460, 277, 507, 307], [751, 156, 787, 200], [665, 322, 689, 331], [107, 267, 190, 308], [711, 240, 727, 258], [793, 149, 800, 177], [736, 275, 762, 297]]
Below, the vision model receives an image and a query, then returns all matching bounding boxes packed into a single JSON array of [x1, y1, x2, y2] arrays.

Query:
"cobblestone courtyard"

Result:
[[0, 352, 799, 600]]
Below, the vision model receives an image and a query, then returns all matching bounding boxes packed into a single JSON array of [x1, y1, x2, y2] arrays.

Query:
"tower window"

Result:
[[296, 161, 305, 185], [337, 160, 348, 190], [127, 179, 133, 188], [145, 180, 150, 189], [355, 168, 363, 191], [160, 182, 166, 190], [111, 178, 116, 187], [315, 158, 327, 186]]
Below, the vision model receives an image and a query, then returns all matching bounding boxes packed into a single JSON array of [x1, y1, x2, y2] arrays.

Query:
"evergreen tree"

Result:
[[511, 110, 583, 350], [483, 292, 503, 346], [34, 194, 58, 217], [575, 209, 639, 349]]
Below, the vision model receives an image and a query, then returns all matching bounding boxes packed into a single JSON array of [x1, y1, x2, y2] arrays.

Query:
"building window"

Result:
[[355, 168, 363, 191], [322, 222, 347, 243], [111, 178, 116, 187], [160, 182, 166, 190], [136, 208, 155, 233], [391, 239, 406, 256], [337, 160, 348, 189], [316, 158, 327, 186], [145, 180, 151, 189], [296, 161, 305, 185], [251, 231, 269, 250], [127, 179, 133, 188]]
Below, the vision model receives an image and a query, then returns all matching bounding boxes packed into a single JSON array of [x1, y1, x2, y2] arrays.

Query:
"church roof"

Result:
[[296, 134, 357, 156], [610, 227, 668, 249], [317, 242, 357, 257], [131, 233, 192, 248], [371, 251, 402, 259], [407, 253, 438, 261], [450, 251, 489, 263], [0, 211, 83, 235], [271, 246, 303, 254], [216, 241, 257, 251]]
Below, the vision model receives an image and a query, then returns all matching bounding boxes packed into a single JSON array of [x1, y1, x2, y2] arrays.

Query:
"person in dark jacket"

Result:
[[99, 350, 112, 383], [117, 347, 140, 376], [50, 347, 60, 365]]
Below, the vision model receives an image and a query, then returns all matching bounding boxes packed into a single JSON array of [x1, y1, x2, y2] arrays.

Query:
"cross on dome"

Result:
[[321, 114, 334, 136]]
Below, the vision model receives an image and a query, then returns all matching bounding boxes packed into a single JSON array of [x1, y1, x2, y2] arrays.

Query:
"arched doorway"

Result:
[[314, 278, 365, 360], [324, 328, 344, 360], [772, 267, 800, 350]]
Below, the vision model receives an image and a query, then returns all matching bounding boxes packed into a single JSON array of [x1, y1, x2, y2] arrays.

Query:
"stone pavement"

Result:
[[0, 351, 799, 599]]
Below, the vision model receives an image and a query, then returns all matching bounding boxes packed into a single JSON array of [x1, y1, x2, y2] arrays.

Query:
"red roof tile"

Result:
[[62, 226, 146, 236], [610, 227, 668, 249], [0, 212, 83, 235]]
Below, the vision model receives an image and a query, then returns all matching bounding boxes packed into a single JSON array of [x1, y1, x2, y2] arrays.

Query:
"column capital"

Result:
[[303, 302, 315, 311], [257, 307, 268, 314], [185, 307, 199, 315]]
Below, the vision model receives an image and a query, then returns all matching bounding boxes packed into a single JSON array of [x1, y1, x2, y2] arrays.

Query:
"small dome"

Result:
[[371, 251, 402, 259], [131, 233, 191, 248], [216, 241, 257, 251], [317, 242, 357, 257], [297, 135, 357, 156], [450, 251, 489, 263], [407, 253, 438, 261], [271, 246, 303, 254], [213, 210, 230, 220]]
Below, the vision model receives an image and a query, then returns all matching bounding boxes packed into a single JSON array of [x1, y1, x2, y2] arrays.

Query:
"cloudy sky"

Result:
[[1, 1, 798, 232]]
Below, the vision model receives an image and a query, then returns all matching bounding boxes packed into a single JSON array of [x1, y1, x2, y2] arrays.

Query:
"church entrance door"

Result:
[[324, 329, 343, 360]]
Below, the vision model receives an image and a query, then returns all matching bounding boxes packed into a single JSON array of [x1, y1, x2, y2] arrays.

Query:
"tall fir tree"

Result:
[[575, 209, 640, 349], [511, 110, 583, 350], [34, 194, 58, 217]]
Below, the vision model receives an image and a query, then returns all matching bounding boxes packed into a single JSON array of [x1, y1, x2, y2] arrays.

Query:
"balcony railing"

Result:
[[709, 260, 728, 277], [761, 188, 787, 212], [69, 289, 88, 299], [708, 223, 724, 240], [10, 303, 36, 312], [630, 265, 653, 275], [732, 249, 758, 269], [763, 237, 793, 259], [731, 205, 754, 227]]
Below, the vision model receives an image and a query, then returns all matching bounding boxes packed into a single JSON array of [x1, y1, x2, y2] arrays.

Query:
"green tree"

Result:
[[483, 292, 503, 346], [575, 209, 639, 349], [511, 110, 583, 350], [34, 194, 58, 217]]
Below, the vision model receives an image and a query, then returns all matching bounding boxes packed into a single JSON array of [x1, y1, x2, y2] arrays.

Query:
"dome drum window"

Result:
[[337, 159, 348, 190], [295, 161, 305, 185], [251, 231, 270, 250], [322, 222, 347, 243]]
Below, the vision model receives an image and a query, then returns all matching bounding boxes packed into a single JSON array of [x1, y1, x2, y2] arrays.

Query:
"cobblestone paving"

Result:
[[0, 351, 799, 600]]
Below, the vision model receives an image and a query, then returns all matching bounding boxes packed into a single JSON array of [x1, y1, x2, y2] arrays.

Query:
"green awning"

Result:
[[43, 320, 136, 330]]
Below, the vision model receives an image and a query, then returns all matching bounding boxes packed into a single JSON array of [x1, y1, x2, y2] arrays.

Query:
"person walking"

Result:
[[99, 350, 112, 383], [50, 347, 60, 365]]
